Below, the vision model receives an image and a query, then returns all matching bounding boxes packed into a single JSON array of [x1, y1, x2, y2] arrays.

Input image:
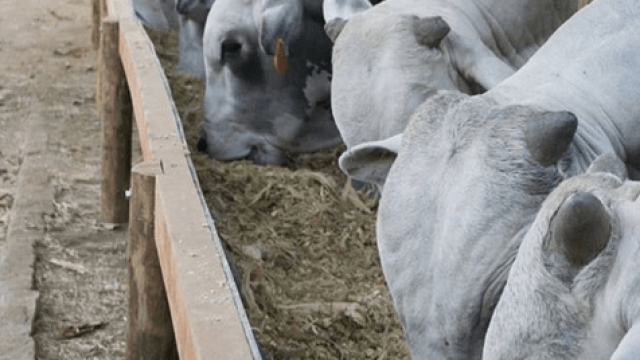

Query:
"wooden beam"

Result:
[[127, 162, 179, 360], [155, 152, 257, 360], [117, 19, 179, 161]]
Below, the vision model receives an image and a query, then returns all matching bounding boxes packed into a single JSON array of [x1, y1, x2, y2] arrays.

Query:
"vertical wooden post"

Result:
[[100, 17, 133, 224], [100, 0, 108, 19], [94, 0, 107, 107], [91, 0, 101, 50], [127, 162, 179, 360]]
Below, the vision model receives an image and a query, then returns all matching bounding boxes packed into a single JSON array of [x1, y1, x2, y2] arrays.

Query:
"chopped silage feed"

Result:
[[146, 28, 410, 360]]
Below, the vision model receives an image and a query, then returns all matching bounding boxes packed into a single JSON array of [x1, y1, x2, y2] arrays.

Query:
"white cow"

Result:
[[484, 154, 640, 360], [324, 0, 587, 151], [339, 0, 640, 358]]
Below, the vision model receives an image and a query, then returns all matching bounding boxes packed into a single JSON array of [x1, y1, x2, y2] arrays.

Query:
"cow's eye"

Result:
[[221, 39, 242, 62]]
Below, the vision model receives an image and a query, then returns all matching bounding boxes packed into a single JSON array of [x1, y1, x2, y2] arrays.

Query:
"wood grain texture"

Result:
[[106, 0, 262, 356], [99, 17, 132, 224], [127, 162, 179, 360]]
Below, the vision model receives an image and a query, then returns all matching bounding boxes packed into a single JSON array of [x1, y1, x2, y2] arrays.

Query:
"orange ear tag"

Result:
[[272, 38, 289, 75]]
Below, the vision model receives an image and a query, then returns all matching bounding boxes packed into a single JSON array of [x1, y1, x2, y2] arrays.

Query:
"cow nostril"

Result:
[[221, 40, 242, 62], [197, 136, 208, 152]]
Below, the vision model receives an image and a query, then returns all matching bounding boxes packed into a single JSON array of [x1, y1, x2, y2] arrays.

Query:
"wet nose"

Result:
[[197, 136, 208, 152]]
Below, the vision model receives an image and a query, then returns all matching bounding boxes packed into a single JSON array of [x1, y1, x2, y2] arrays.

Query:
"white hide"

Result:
[[484, 155, 640, 360], [340, 0, 640, 359], [325, 0, 585, 153]]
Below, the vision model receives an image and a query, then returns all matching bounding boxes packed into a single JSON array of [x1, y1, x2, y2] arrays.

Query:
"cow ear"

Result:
[[339, 134, 402, 188], [323, 0, 372, 23], [547, 192, 611, 268], [325, 18, 348, 43], [526, 111, 578, 166], [586, 153, 628, 181], [258, 0, 303, 57], [411, 16, 450, 49], [258, 0, 304, 74]]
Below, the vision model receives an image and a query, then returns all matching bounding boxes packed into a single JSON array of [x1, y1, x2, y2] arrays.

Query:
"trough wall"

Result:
[[94, 0, 263, 358]]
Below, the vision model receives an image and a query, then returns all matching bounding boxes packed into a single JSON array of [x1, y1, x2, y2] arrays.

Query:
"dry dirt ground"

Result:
[[0, 0, 127, 359]]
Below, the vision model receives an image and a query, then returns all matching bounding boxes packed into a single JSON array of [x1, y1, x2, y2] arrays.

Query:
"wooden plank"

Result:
[[105, 0, 263, 357], [118, 18, 181, 161], [127, 162, 179, 360], [155, 152, 256, 360]]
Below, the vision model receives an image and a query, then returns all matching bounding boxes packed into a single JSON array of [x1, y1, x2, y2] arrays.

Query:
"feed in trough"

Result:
[[147, 28, 410, 360]]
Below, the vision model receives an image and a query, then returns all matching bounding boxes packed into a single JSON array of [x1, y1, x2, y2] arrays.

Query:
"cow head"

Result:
[[340, 91, 581, 359], [199, 0, 341, 165], [483, 154, 640, 360], [324, 1, 480, 148]]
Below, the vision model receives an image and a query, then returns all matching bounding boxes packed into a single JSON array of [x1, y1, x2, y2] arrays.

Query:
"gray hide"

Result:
[[199, 0, 341, 165], [324, 0, 586, 151], [484, 154, 640, 360], [340, 0, 640, 358], [132, 0, 179, 30], [175, 0, 215, 79], [132, 0, 214, 79]]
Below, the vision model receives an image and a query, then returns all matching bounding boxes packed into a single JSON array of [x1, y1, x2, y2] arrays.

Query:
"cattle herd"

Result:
[[133, 0, 640, 359]]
